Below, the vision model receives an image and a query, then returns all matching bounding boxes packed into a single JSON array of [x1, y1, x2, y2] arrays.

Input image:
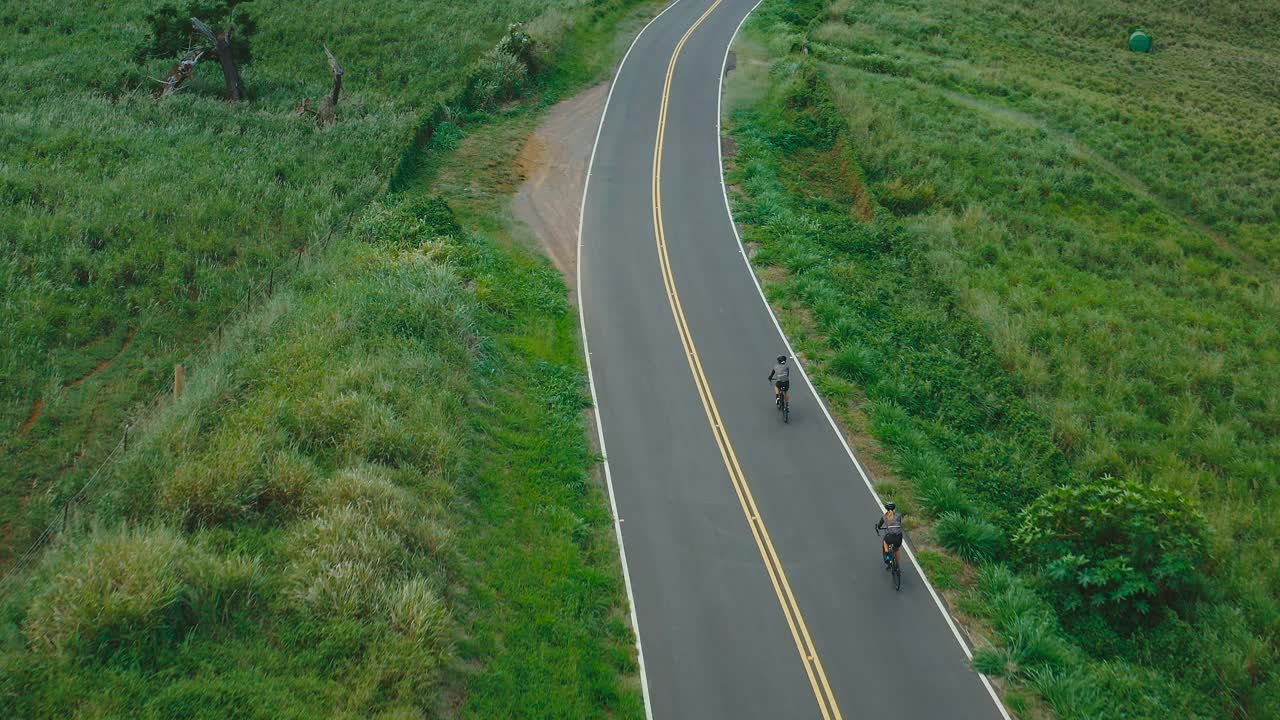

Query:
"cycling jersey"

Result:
[[769, 363, 790, 383], [878, 511, 903, 540]]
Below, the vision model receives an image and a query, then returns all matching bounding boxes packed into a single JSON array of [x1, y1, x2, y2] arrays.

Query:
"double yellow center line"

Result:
[[650, 2, 843, 718]]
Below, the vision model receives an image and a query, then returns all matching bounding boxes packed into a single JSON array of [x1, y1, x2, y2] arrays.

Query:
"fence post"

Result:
[[174, 364, 184, 398]]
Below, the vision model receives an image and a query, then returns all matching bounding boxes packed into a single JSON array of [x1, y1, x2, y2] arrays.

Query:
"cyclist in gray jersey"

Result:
[[768, 354, 791, 404], [876, 502, 904, 569]]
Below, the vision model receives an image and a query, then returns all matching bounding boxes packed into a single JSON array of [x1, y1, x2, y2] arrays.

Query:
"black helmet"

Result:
[[777, 354, 787, 364], [885, 501, 896, 511]]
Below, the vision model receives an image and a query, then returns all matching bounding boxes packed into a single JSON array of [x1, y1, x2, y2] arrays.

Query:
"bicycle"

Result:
[[774, 386, 789, 423], [876, 527, 902, 591]]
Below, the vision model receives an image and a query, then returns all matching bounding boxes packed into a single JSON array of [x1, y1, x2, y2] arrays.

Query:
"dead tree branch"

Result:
[[159, 48, 204, 97], [315, 45, 345, 126], [192, 17, 245, 101]]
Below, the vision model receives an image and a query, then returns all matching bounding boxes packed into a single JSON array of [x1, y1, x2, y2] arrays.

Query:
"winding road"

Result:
[[578, 1, 1010, 717]]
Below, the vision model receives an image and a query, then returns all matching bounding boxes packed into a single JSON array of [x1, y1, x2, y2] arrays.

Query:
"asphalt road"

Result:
[[578, 1, 1010, 717]]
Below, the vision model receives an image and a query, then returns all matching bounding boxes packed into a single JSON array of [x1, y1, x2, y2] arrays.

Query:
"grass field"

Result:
[[0, 0, 615, 564], [0, 192, 643, 718], [726, 0, 1278, 716], [1, 0, 656, 715]]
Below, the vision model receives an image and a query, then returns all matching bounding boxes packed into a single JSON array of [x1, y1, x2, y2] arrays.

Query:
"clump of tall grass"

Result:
[[23, 525, 262, 662], [933, 512, 1002, 563], [24, 526, 190, 658], [159, 430, 269, 527]]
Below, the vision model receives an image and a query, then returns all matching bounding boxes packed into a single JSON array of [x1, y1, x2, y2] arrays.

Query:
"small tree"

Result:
[[134, 0, 256, 100], [463, 23, 539, 109], [1013, 477, 1206, 626]]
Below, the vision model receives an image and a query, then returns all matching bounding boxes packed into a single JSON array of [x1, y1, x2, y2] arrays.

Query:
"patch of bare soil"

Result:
[[68, 327, 136, 389], [17, 400, 43, 438], [512, 83, 608, 295], [14, 327, 137, 438]]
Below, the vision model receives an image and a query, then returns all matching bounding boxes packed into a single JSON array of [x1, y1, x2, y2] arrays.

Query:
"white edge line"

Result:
[[577, 2, 689, 717], [714, 8, 1014, 720]]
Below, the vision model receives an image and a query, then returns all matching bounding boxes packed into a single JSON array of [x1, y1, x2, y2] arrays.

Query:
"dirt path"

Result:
[[512, 83, 608, 293], [14, 327, 136, 438]]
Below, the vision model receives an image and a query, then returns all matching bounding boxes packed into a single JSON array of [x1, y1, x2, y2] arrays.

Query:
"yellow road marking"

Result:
[[651, 3, 843, 718]]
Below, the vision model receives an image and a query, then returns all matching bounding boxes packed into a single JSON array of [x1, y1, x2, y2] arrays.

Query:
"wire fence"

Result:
[[0, 208, 358, 592]]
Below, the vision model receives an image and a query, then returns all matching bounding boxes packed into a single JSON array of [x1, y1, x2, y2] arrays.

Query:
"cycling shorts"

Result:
[[775, 380, 790, 392], [883, 531, 903, 549]]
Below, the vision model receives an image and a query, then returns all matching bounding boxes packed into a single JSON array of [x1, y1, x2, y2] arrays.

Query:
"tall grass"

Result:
[[727, 1, 1278, 715], [0, 1, 653, 714], [0, 187, 642, 717], [0, 0, 610, 565]]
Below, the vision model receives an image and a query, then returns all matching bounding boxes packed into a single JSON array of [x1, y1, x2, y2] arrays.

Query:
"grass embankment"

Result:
[[0, 0, 599, 563], [0, 196, 641, 718], [726, 0, 1277, 717], [1, 0, 656, 715]]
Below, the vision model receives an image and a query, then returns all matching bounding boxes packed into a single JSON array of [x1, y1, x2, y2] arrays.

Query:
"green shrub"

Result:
[[465, 23, 541, 109], [133, 0, 256, 67], [495, 22, 538, 74], [1014, 477, 1207, 625], [934, 511, 1002, 563]]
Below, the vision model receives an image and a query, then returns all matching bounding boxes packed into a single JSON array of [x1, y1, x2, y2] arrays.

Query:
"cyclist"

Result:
[[768, 354, 790, 406], [876, 501, 904, 569]]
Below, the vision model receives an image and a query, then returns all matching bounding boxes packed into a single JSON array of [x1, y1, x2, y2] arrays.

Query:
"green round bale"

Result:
[[1128, 29, 1153, 53]]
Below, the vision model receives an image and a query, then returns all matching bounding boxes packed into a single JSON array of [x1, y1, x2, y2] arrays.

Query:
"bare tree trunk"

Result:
[[160, 48, 204, 97], [192, 17, 245, 101], [315, 45, 344, 126]]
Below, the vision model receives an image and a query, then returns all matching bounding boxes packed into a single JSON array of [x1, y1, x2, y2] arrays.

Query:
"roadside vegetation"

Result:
[[0, 0, 606, 564], [1, 0, 655, 715], [726, 0, 1278, 717]]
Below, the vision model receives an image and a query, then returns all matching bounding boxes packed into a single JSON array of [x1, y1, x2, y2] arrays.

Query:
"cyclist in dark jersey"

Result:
[[876, 502, 904, 569], [769, 354, 790, 405]]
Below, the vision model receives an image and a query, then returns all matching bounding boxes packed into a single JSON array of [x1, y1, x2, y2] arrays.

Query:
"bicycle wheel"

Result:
[[892, 561, 901, 591], [783, 399, 789, 424]]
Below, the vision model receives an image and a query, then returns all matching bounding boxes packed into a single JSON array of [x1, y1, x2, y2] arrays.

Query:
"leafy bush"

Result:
[[134, 0, 256, 66], [465, 22, 541, 108], [934, 511, 1002, 563], [1014, 477, 1207, 624], [495, 22, 538, 74]]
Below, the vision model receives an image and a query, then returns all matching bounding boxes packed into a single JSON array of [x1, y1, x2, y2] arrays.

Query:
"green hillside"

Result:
[[0, 0, 598, 562], [1, 0, 653, 715], [726, 0, 1278, 716]]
